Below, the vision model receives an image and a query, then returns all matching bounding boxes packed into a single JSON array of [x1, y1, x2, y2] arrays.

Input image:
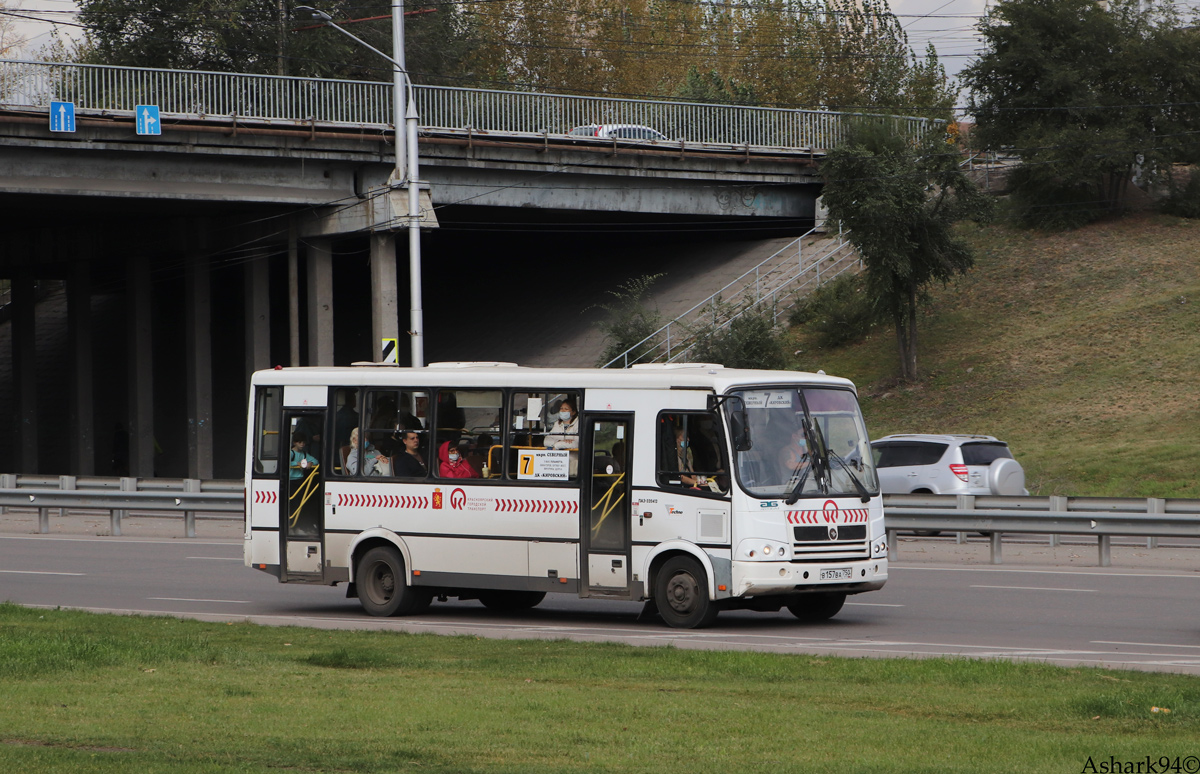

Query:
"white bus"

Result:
[[244, 362, 887, 628]]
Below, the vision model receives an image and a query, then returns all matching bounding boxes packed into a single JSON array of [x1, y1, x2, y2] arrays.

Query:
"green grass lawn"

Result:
[[785, 214, 1200, 498], [1, 604, 1198, 773]]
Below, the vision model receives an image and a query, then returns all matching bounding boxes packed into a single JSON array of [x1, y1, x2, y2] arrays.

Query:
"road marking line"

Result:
[[845, 602, 905, 607], [148, 597, 250, 604], [0, 535, 236, 547], [893, 566, 1200, 580], [185, 557, 242, 561], [1093, 641, 1200, 650], [0, 569, 86, 576], [971, 585, 1095, 592]]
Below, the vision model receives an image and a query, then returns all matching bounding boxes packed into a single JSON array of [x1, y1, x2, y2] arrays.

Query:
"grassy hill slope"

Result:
[[783, 214, 1200, 498]]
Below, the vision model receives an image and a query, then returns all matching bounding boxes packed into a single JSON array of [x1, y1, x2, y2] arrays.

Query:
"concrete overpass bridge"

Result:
[[0, 59, 930, 478]]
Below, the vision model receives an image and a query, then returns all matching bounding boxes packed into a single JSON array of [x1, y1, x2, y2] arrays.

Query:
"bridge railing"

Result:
[[884, 493, 1200, 567], [0, 58, 937, 151]]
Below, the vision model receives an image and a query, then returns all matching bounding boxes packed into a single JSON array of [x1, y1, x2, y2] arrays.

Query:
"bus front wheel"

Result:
[[356, 546, 432, 617], [654, 556, 719, 629], [786, 592, 846, 622]]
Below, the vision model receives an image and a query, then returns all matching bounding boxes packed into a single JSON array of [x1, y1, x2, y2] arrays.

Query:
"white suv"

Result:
[[871, 434, 1027, 496]]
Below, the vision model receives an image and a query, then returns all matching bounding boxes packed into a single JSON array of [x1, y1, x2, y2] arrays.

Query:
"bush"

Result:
[[686, 304, 788, 370], [788, 273, 877, 348], [593, 274, 664, 368], [1161, 169, 1200, 219]]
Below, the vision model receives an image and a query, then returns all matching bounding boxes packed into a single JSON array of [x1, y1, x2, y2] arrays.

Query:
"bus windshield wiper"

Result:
[[784, 456, 812, 505], [828, 450, 871, 503]]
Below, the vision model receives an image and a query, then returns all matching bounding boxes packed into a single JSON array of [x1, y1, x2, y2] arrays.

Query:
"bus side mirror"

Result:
[[730, 409, 751, 451], [710, 394, 752, 451]]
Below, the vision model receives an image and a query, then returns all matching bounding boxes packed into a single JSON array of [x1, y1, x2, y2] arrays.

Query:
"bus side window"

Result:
[[330, 387, 359, 476], [657, 411, 729, 494], [508, 391, 580, 481], [254, 386, 282, 476]]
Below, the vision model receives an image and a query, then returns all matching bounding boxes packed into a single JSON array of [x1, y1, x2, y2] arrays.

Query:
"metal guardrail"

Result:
[[0, 474, 243, 538], [883, 493, 1200, 567], [603, 227, 858, 368], [0, 58, 937, 152]]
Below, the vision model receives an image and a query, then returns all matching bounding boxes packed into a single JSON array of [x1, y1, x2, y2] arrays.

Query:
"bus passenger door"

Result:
[[580, 415, 633, 597], [280, 410, 325, 581]]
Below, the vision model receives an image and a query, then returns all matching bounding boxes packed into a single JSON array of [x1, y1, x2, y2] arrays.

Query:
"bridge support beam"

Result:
[[306, 239, 334, 366], [184, 223, 214, 480], [126, 253, 155, 477], [245, 252, 271, 383], [68, 251, 95, 475], [370, 233, 399, 363], [13, 271, 38, 472]]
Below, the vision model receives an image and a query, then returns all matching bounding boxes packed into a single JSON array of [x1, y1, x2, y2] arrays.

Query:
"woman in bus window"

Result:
[[438, 440, 478, 478]]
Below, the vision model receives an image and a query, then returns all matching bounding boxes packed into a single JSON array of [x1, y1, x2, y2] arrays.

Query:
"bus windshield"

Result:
[[728, 386, 879, 500]]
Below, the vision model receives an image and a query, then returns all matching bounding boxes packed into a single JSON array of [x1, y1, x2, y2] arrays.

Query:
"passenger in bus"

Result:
[[289, 431, 319, 480], [544, 397, 579, 450], [438, 440, 479, 478], [781, 424, 811, 482], [392, 431, 427, 477], [346, 427, 390, 476], [671, 424, 701, 488]]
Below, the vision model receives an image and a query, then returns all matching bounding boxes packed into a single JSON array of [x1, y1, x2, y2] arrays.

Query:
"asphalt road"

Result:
[[3, 531, 1199, 675]]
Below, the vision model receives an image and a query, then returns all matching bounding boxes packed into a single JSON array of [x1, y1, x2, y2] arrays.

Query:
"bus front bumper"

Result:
[[732, 558, 888, 597]]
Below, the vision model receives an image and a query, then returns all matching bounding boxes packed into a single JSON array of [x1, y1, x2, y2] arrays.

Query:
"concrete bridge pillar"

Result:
[[12, 271, 38, 472], [370, 233, 399, 363], [183, 221, 213, 481], [306, 238, 334, 366], [68, 249, 95, 475], [126, 253, 155, 478], [244, 253, 271, 384]]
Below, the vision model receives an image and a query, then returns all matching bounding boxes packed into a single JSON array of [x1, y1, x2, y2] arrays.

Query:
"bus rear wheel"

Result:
[[786, 592, 846, 622], [478, 591, 546, 611], [356, 546, 432, 617], [654, 556, 719, 629]]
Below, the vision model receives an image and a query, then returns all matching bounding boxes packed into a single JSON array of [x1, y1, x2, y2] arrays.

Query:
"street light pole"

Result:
[[295, 5, 424, 367]]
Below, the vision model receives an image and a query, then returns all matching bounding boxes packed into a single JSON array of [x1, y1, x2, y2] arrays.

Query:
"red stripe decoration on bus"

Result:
[[336, 494, 430, 508], [253, 490, 277, 504], [785, 508, 869, 525], [494, 499, 578, 514]]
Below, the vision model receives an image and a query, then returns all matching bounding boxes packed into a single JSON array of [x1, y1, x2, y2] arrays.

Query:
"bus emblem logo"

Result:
[[432, 488, 443, 509], [823, 500, 839, 523], [450, 488, 467, 509]]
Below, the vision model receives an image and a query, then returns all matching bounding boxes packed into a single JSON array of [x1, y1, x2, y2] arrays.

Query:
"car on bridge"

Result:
[[568, 124, 669, 141]]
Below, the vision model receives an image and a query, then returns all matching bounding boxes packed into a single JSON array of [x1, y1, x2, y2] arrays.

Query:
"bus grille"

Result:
[[792, 524, 869, 563]]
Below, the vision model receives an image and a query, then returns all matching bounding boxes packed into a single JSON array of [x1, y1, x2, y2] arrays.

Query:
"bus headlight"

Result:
[[739, 540, 789, 560]]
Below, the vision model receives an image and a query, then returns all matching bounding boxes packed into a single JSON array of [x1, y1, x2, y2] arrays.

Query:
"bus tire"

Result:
[[654, 555, 719, 629], [786, 592, 846, 622], [478, 590, 546, 611], [356, 546, 432, 617]]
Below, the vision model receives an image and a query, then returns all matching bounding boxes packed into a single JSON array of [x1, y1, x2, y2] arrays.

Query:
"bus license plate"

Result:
[[820, 568, 852, 581]]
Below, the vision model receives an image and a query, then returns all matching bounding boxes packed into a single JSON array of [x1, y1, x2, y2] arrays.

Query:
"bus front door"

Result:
[[580, 415, 633, 598], [280, 410, 325, 581]]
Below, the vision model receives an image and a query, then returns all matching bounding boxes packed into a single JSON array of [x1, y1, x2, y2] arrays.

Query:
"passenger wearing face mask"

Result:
[[438, 440, 479, 478], [543, 397, 580, 450]]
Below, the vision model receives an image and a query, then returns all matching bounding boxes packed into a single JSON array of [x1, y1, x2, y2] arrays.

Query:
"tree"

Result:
[[962, 0, 1200, 229], [674, 67, 757, 106], [1, 0, 28, 57], [820, 120, 991, 381], [75, 0, 477, 82]]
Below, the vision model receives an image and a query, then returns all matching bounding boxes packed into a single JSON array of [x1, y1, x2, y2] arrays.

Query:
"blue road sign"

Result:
[[136, 105, 161, 136], [49, 101, 76, 133]]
